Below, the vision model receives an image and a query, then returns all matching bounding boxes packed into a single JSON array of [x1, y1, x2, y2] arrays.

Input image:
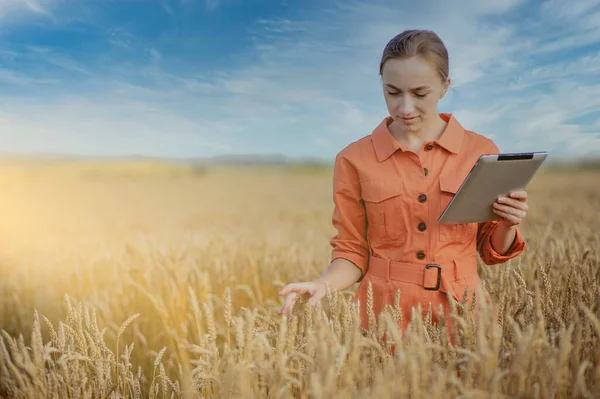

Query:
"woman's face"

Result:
[[381, 55, 450, 134]]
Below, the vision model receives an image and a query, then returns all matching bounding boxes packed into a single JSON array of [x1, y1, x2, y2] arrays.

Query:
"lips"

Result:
[[400, 116, 418, 123]]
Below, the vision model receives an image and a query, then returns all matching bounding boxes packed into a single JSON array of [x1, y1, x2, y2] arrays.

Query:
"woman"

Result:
[[278, 30, 527, 334]]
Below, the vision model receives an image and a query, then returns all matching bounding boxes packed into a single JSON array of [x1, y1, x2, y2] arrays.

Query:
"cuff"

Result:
[[481, 221, 526, 265]]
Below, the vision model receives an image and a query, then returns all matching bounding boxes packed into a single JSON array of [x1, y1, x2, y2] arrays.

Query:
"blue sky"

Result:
[[1, 0, 599, 161]]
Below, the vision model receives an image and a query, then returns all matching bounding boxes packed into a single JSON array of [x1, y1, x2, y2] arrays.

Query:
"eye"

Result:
[[415, 93, 427, 98], [386, 91, 399, 96]]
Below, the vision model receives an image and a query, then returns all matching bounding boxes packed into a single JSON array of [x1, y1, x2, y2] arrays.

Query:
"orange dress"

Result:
[[329, 113, 525, 333]]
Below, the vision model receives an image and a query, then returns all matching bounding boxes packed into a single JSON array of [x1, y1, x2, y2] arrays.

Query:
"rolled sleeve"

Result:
[[477, 220, 526, 265], [329, 152, 369, 280], [476, 139, 526, 264]]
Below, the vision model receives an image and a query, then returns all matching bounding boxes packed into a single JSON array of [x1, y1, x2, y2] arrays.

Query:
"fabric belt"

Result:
[[367, 255, 478, 293]]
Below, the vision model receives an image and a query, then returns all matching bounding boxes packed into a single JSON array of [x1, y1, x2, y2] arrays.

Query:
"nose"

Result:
[[398, 95, 415, 116]]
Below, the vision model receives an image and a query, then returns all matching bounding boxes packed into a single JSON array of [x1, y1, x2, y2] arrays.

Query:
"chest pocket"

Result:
[[438, 175, 474, 242], [360, 179, 407, 243]]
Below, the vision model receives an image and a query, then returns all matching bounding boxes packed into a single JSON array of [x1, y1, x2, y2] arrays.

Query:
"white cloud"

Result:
[[205, 0, 220, 11], [458, 79, 600, 156], [0, 0, 599, 159], [540, 0, 598, 21], [160, 0, 174, 15], [149, 48, 161, 61], [0, 92, 234, 158], [0, 0, 53, 18], [532, 27, 600, 54], [255, 18, 307, 34], [200, 0, 532, 148], [0, 68, 59, 85], [520, 52, 600, 86]]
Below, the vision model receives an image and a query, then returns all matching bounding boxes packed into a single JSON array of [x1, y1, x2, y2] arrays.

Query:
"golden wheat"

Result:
[[0, 161, 598, 398]]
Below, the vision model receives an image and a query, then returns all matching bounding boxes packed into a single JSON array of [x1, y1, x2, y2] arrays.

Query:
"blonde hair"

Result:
[[379, 29, 449, 83]]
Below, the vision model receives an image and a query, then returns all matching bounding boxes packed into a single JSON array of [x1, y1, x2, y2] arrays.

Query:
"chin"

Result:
[[401, 119, 420, 128]]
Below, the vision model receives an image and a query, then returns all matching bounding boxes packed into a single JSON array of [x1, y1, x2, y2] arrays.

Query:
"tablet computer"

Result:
[[438, 152, 548, 224]]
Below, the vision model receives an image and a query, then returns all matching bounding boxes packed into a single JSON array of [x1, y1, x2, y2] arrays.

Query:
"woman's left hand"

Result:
[[492, 190, 529, 227]]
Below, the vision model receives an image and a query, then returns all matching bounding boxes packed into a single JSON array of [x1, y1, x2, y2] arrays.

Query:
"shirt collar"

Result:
[[371, 113, 465, 162], [371, 116, 401, 163], [435, 113, 464, 155]]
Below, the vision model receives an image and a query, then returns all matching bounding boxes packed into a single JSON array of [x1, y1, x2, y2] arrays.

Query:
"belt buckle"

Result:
[[424, 264, 441, 291]]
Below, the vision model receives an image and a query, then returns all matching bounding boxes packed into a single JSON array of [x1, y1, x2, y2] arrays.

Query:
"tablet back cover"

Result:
[[439, 152, 547, 224]]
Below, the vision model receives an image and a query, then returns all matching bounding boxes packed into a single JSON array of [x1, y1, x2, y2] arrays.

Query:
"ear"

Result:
[[440, 77, 451, 99]]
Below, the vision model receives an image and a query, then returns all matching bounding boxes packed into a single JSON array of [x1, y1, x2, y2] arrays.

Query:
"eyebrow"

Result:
[[384, 83, 430, 91]]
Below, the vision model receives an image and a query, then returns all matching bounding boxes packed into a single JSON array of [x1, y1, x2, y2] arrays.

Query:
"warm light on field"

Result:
[[0, 159, 598, 398]]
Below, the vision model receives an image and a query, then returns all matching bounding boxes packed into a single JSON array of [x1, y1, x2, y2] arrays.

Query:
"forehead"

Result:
[[381, 56, 441, 88]]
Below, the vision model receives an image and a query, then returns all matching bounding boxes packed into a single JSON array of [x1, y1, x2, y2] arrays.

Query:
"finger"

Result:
[[508, 190, 528, 200], [307, 291, 326, 307], [282, 284, 316, 296], [278, 283, 297, 296], [493, 208, 521, 225], [279, 283, 315, 297], [495, 198, 529, 212], [493, 209, 519, 225], [493, 203, 526, 220], [497, 195, 527, 207], [279, 293, 297, 315], [282, 297, 295, 315]]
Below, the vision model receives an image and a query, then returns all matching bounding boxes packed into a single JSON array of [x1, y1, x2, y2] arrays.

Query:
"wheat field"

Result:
[[0, 159, 598, 398]]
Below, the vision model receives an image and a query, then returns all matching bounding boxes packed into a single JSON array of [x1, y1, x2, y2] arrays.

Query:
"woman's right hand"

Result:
[[278, 281, 328, 315]]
